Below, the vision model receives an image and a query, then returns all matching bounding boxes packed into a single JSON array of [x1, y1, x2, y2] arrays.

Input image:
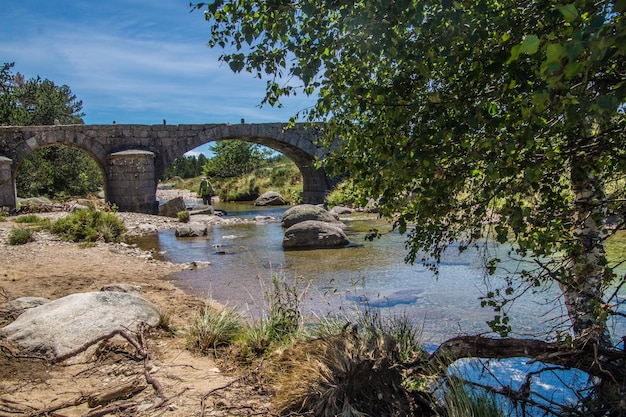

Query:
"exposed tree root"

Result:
[[3, 324, 174, 416]]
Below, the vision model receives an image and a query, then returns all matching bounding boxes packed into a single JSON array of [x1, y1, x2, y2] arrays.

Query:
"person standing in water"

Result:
[[198, 177, 212, 205]]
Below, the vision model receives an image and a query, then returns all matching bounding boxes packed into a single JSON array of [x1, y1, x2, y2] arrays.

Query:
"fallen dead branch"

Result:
[[25, 396, 87, 417], [81, 401, 138, 417], [427, 335, 626, 380], [53, 328, 146, 364], [87, 378, 147, 408]]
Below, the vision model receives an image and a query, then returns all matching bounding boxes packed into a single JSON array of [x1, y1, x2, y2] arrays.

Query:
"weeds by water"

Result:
[[181, 274, 506, 417], [439, 375, 506, 417], [185, 305, 242, 354], [50, 208, 126, 243]]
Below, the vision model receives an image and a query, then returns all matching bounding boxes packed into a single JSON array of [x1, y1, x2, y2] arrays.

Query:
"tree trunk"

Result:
[[562, 154, 612, 347]]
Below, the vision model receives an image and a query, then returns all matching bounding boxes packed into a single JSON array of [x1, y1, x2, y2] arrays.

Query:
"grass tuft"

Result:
[[8, 228, 35, 245], [441, 375, 506, 417], [13, 214, 42, 224], [177, 210, 190, 223], [185, 304, 242, 354], [271, 326, 418, 417]]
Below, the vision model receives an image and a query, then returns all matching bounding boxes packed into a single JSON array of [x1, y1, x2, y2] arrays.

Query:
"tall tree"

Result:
[[1, 63, 84, 126], [1, 62, 100, 199], [194, 0, 626, 414], [203, 140, 271, 178], [162, 154, 208, 180]]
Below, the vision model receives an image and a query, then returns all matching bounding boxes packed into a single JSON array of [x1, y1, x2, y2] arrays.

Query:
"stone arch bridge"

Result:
[[0, 123, 331, 213]]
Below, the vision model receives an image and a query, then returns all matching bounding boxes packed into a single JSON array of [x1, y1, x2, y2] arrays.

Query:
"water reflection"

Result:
[[135, 201, 625, 345]]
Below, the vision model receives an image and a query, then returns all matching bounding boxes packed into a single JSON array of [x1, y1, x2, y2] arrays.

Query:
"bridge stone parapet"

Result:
[[0, 123, 331, 213]]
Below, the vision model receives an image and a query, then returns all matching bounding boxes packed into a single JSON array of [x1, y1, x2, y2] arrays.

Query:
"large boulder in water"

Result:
[[0, 291, 161, 361], [158, 196, 186, 218], [175, 222, 208, 237], [282, 220, 349, 249], [281, 204, 341, 229], [255, 191, 287, 206]]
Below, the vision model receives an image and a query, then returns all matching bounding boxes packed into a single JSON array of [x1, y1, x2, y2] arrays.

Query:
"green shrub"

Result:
[[14, 214, 41, 224], [177, 210, 190, 223], [50, 209, 126, 243], [272, 327, 413, 417], [185, 305, 242, 354], [8, 228, 34, 245]]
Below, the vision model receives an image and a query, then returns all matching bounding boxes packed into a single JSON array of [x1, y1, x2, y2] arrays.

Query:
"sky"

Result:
[[0, 0, 314, 134]]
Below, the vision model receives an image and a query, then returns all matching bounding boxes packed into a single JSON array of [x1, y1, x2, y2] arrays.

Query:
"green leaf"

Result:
[[428, 93, 441, 103], [564, 61, 583, 78], [520, 35, 540, 54], [556, 4, 578, 22], [596, 95, 616, 111], [507, 44, 521, 63], [546, 43, 565, 63]]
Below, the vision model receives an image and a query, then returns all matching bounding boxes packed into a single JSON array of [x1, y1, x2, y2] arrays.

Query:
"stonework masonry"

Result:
[[0, 123, 331, 213]]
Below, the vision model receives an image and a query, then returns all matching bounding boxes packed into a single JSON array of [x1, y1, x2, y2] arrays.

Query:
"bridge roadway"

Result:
[[0, 123, 331, 213]]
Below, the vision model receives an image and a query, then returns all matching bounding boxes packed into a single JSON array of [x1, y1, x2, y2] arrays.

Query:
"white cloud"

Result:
[[0, 0, 315, 125]]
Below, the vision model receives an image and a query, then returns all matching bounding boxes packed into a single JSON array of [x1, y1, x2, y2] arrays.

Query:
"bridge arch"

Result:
[[162, 123, 330, 205], [0, 123, 332, 213], [12, 143, 107, 202]]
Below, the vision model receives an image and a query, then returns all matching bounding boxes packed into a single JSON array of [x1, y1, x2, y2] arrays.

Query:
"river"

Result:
[[134, 202, 626, 348], [130, 201, 626, 414]]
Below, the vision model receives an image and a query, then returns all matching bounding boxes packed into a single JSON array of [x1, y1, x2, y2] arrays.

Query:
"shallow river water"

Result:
[[136, 202, 626, 348]]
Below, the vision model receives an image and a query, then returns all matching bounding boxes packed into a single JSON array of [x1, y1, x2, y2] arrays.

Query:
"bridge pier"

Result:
[[106, 150, 158, 214], [301, 190, 327, 205], [0, 156, 16, 211]]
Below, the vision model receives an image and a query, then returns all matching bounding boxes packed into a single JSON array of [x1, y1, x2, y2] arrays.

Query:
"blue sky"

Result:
[[0, 0, 314, 132]]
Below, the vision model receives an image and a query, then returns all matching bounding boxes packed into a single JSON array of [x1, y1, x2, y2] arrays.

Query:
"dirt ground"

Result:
[[0, 198, 275, 417]]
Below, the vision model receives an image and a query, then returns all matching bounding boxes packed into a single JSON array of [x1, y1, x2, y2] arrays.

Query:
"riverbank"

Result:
[[0, 201, 275, 416]]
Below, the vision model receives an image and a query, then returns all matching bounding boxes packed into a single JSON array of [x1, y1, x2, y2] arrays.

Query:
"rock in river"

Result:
[[255, 191, 287, 206], [281, 204, 342, 229], [282, 220, 349, 249]]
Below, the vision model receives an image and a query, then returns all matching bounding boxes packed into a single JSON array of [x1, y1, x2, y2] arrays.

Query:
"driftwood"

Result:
[[87, 378, 147, 408], [53, 328, 146, 364], [81, 401, 138, 417], [0, 395, 88, 417]]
